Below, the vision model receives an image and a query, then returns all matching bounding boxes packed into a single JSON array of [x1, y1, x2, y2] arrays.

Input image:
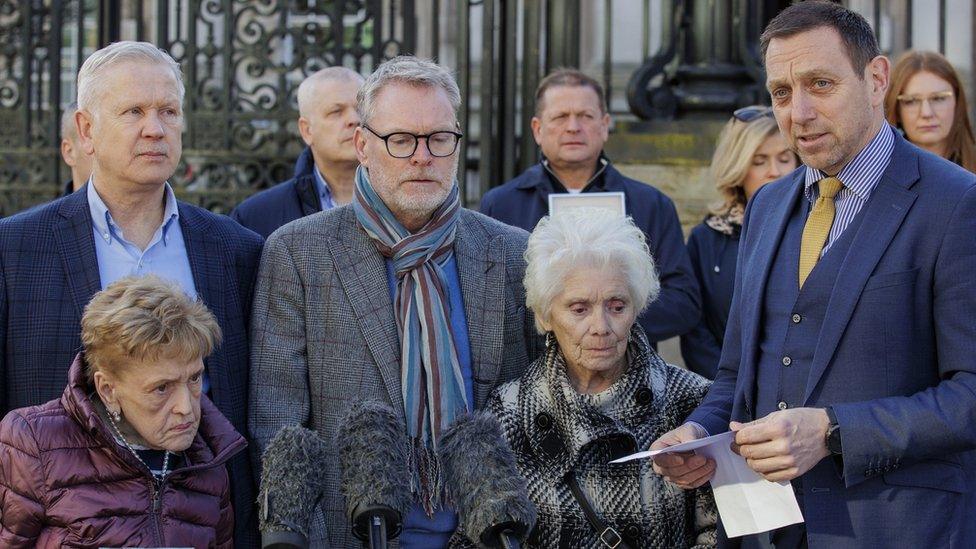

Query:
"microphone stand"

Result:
[[367, 514, 388, 549]]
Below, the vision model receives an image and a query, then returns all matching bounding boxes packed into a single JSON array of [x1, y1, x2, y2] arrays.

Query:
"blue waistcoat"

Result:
[[755, 195, 867, 419]]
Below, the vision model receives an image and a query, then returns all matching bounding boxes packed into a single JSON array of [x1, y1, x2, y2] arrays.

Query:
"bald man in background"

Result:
[[231, 66, 364, 238], [60, 102, 93, 195]]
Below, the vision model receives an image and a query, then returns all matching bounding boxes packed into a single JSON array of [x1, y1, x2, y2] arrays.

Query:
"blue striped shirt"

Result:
[[803, 124, 896, 255]]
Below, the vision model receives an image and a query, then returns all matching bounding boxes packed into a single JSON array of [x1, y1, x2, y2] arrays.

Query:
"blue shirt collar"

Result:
[[88, 180, 181, 246], [804, 123, 895, 202], [313, 165, 335, 209]]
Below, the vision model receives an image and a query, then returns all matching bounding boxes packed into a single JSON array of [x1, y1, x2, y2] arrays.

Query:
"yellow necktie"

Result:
[[798, 176, 843, 288]]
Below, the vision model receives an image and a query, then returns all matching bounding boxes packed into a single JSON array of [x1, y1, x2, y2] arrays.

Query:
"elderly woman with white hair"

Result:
[[485, 209, 717, 549]]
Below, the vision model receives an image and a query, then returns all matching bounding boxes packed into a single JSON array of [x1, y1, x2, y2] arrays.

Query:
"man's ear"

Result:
[[76, 110, 96, 156], [866, 55, 890, 108], [354, 126, 369, 166], [61, 138, 76, 167], [531, 116, 543, 146], [298, 116, 313, 147]]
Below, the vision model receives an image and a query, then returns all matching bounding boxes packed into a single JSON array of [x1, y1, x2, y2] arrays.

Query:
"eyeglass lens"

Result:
[[897, 91, 953, 111], [386, 132, 460, 158]]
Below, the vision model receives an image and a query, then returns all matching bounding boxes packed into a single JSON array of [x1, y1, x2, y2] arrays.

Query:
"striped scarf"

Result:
[[352, 166, 469, 514]]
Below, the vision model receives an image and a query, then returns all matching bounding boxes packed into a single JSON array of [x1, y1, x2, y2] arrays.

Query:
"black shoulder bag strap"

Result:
[[564, 471, 634, 549]]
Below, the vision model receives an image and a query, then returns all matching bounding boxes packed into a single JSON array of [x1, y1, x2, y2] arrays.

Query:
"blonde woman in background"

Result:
[[680, 106, 798, 378], [885, 50, 976, 172]]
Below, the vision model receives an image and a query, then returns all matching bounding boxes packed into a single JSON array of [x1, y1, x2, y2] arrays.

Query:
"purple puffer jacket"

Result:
[[0, 355, 247, 548]]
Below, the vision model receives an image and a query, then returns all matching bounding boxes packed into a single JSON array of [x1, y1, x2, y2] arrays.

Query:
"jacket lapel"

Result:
[[738, 174, 805, 414], [329, 208, 404, 412], [295, 176, 323, 217], [455, 211, 506, 408], [54, 187, 101, 318], [179, 204, 233, 399], [803, 140, 919, 404]]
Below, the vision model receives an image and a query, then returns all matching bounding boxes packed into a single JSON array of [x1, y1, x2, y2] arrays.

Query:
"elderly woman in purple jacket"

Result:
[[0, 275, 244, 548]]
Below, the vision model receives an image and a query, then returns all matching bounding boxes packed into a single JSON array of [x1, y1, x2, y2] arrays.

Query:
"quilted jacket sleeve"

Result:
[[0, 410, 47, 547], [215, 468, 235, 549]]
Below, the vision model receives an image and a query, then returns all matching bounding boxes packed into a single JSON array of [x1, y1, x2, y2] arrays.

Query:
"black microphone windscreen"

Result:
[[438, 412, 537, 546], [335, 400, 412, 528], [259, 424, 330, 543]]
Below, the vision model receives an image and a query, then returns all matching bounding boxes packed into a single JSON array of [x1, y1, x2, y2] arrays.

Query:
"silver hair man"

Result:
[[356, 55, 461, 126]]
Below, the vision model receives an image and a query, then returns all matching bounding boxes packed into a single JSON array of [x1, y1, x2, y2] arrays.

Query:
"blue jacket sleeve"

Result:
[[636, 195, 701, 343], [680, 229, 722, 378], [832, 183, 976, 487]]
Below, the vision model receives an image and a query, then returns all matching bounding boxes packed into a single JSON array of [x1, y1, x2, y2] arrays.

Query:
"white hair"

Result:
[[524, 208, 661, 334], [77, 41, 184, 113], [296, 66, 363, 119], [357, 55, 460, 125]]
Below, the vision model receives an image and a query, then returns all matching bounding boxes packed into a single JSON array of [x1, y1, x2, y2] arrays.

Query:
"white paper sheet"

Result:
[[611, 431, 804, 537]]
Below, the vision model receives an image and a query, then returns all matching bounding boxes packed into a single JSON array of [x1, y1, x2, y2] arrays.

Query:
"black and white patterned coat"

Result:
[[484, 327, 717, 548]]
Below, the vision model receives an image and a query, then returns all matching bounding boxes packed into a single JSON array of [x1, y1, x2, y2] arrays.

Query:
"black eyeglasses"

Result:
[[732, 106, 774, 123], [362, 124, 463, 158]]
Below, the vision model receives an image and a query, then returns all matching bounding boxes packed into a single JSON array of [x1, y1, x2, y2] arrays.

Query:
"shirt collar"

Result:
[[804, 123, 895, 202], [88, 180, 181, 245], [541, 155, 609, 192], [313, 165, 334, 203]]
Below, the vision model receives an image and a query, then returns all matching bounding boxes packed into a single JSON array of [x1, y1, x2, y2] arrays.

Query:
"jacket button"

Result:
[[635, 387, 653, 405], [782, 356, 792, 366], [791, 313, 802, 323], [624, 524, 641, 540], [534, 413, 553, 430], [777, 401, 788, 410]]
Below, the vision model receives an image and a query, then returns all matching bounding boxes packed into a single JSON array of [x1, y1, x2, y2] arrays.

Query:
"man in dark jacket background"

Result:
[[480, 69, 700, 345], [231, 66, 363, 238]]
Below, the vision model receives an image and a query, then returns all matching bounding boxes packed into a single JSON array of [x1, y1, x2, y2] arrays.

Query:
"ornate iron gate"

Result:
[[0, 0, 419, 215]]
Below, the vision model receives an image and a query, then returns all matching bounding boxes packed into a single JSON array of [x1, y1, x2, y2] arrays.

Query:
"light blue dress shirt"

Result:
[[313, 166, 337, 211], [87, 181, 208, 391]]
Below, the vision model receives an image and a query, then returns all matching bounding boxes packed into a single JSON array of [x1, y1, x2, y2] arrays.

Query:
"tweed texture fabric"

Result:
[[483, 327, 717, 549], [248, 205, 544, 548]]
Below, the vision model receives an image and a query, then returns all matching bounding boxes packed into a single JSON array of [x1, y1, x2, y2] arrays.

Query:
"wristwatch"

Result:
[[824, 406, 842, 455]]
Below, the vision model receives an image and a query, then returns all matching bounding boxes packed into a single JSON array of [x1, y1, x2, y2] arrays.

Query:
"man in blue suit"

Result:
[[0, 42, 262, 546], [653, 3, 976, 548], [231, 67, 363, 238], [480, 69, 700, 346]]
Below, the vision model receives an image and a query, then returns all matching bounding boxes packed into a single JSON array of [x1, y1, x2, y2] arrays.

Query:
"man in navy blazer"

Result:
[[480, 69, 700, 345], [0, 42, 262, 546], [231, 67, 363, 238], [653, 3, 976, 548]]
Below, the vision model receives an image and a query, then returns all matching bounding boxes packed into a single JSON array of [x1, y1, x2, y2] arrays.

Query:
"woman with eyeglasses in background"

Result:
[[885, 50, 976, 172], [680, 106, 799, 379]]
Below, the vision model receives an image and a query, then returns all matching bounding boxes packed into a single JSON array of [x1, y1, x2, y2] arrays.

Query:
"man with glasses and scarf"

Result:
[[248, 55, 542, 548]]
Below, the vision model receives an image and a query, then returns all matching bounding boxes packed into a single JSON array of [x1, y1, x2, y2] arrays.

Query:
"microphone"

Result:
[[336, 400, 411, 549], [258, 424, 330, 549], [439, 412, 537, 549]]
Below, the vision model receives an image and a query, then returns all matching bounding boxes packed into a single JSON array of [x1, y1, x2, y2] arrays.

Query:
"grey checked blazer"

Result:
[[248, 205, 543, 548]]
